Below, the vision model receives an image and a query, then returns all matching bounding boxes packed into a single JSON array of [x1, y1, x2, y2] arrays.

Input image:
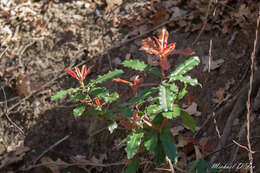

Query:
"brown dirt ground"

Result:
[[0, 0, 260, 173]]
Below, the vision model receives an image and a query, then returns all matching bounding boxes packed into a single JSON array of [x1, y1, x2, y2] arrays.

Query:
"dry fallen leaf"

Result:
[[215, 88, 225, 104], [40, 157, 68, 173], [176, 135, 190, 148], [201, 56, 224, 72], [148, 9, 170, 25], [171, 126, 185, 136], [0, 146, 30, 169], [184, 102, 201, 116]]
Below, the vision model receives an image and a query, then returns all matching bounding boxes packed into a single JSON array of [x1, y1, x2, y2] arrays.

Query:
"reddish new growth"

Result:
[[66, 65, 93, 87], [113, 75, 142, 97], [141, 28, 176, 78]]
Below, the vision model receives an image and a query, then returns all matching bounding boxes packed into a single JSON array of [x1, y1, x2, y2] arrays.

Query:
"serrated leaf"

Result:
[[178, 85, 187, 100], [162, 106, 181, 119], [181, 111, 196, 132], [73, 104, 85, 117], [105, 92, 119, 103], [170, 75, 201, 87], [160, 129, 178, 164], [129, 87, 158, 105], [71, 93, 87, 101], [125, 156, 140, 173], [108, 121, 118, 134], [145, 67, 161, 77], [52, 88, 79, 101], [170, 56, 200, 77], [51, 90, 68, 100], [122, 60, 148, 71], [170, 84, 179, 93], [159, 83, 176, 112], [89, 87, 108, 98], [126, 132, 144, 159], [146, 105, 162, 115], [92, 69, 123, 84]]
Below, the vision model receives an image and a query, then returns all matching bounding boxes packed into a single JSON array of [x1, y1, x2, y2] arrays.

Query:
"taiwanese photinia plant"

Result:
[[52, 28, 206, 172]]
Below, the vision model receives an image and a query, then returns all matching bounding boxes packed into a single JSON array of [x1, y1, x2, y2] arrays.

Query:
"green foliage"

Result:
[[125, 132, 144, 159], [146, 105, 162, 115], [170, 75, 201, 87], [169, 56, 200, 77], [73, 103, 85, 117], [129, 87, 158, 106], [169, 56, 201, 87], [181, 111, 196, 132], [51, 88, 78, 100], [162, 106, 181, 119], [125, 156, 140, 173], [159, 83, 177, 112], [145, 66, 162, 77], [144, 133, 158, 153], [160, 128, 178, 164], [53, 29, 202, 173], [122, 60, 148, 71], [188, 159, 212, 173], [89, 87, 108, 97], [91, 69, 123, 84], [89, 87, 119, 103], [108, 121, 118, 133]]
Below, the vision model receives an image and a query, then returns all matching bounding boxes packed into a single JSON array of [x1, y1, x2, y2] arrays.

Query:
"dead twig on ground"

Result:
[[32, 134, 70, 165], [1, 86, 24, 135], [20, 159, 124, 171], [245, 9, 260, 173], [192, 0, 212, 45], [166, 156, 175, 173]]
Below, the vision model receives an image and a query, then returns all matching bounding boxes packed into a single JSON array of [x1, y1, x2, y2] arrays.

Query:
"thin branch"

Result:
[[33, 134, 70, 165], [245, 9, 260, 173], [1, 86, 24, 135]]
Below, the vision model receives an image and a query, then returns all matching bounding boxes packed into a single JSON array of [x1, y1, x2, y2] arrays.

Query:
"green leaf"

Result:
[[146, 105, 162, 115], [89, 87, 108, 98], [196, 159, 209, 173], [85, 106, 103, 117], [92, 69, 123, 84], [144, 133, 158, 153], [170, 84, 179, 93], [181, 111, 196, 132], [159, 83, 176, 112], [73, 103, 85, 117], [145, 67, 161, 77], [108, 121, 118, 134], [160, 129, 178, 164], [51, 88, 78, 100], [154, 140, 166, 166], [126, 132, 144, 159], [177, 85, 187, 100], [125, 156, 140, 173], [170, 75, 201, 87], [105, 92, 119, 103], [118, 106, 134, 118], [71, 93, 87, 101], [122, 60, 148, 71], [162, 106, 181, 119], [129, 87, 158, 105], [169, 56, 200, 77], [51, 90, 68, 100]]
